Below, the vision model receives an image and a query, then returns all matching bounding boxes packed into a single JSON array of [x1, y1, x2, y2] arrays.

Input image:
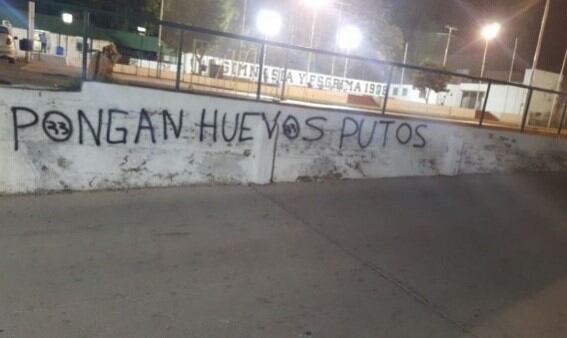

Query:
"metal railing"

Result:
[[14, 1, 567, 135]]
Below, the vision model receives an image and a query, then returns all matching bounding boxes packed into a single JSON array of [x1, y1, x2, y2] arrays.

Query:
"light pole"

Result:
[[60, 13, 73, 56], [480, 22, 501, 78], [157, 0, 165, 77], [304, 0, 331, 74], [400, 42, 409, 85], [337, 25, 362, 82], [509, 37, 519, 82], [529, 0, 551, 86], [549, 47, 567, 127], [477, 22, 500, 110], [443, 25, 458, 68], [256, 10, 282, 99], [330, 1, 346, 76], [257, 10, 283, 70], [241, 0, 248, 34]]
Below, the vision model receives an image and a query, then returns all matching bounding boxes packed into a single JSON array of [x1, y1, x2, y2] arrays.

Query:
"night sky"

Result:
[[252, 0, 567, 73], [5, 0, 566, 72], [413, 0, 567, 72]]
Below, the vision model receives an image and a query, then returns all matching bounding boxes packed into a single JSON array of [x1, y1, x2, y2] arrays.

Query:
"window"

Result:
[[402, 88, 409, 97], [0, 27, 9, 34], [393, 88, 399, 96]]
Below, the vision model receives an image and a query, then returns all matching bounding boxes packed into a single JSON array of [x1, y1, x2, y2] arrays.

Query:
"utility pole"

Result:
[[27, 1, 35, 63], [241, 0, 248, 34], [238, 0, 248, 63], [330, 1, 352, 78], [528, 0, 551, 86], [443, 25, 458, 68], [157, 0, 165, 77], [330, 2, 345, 77], [508, 37, 519, 82], [400, 42, 409, 85], [480, 39, 490, 78], [306, 9, 318, 74]]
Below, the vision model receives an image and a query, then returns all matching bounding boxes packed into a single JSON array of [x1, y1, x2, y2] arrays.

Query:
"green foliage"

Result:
[[386, 0, 445, 40], [160, 0, 236, 54], [352, 0, 405, 61], [413, 63, 450, 95]]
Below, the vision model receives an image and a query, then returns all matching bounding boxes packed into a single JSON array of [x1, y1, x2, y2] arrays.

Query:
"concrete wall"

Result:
[[1, 82, 567, 194]]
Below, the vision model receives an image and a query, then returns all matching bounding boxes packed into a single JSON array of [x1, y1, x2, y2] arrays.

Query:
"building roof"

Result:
[[0, 5, 172, 54]]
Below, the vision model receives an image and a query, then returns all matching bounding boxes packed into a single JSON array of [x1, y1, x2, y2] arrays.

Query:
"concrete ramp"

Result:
[[1, 82, 567, 194]]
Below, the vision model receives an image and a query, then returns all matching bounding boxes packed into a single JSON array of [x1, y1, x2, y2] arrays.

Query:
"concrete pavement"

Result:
[[1, 173, 567, 337]]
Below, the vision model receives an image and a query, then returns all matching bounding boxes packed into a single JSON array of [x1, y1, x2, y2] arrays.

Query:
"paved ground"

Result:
[[1, 173, 567, 338], [0, 60, 80, 90]]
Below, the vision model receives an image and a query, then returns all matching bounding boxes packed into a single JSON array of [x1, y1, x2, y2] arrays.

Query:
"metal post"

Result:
[[549, 47, 567, 127], [331, 2, 345, 77], [400, 42, 409, 85], [479, 82, 492, 127], [306, 9, 317, 74], [157, 0, 165, 78], [480, 40, 489, 78], [476, 41, 490, 111], [508, 37, 518, 82], [382, 65, 395, 115], [26, 1, 35, 63], [343, 56, 349, 79], [557, 99, 567, 135], [280, 50, 290, 101], [521, 89, 534, 132], [241, 0, 248, 34], [528, 0, 550, 87], [82, 10, 90, 81], [238, 0, 248, 61], [443, 25, 457, 68], [175, 30, 184, 91], [256, 42, 266, 100]]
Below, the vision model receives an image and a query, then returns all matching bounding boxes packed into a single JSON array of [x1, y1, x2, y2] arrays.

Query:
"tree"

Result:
[[353, 0, 405, 61], [413, 63, 450, 102], [157, 0, 236, 71]]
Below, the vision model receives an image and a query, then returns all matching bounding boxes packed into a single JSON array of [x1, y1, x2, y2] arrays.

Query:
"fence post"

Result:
[[280, 49, 290, 101], [521, 89, 534, 132], [256, 42, 266, 100], [558, 99, 567, 135], [81, 10, 90, 81], [479, 81, 492, 127], [175, 30, 185, 91], [382, 65, 395, 115]]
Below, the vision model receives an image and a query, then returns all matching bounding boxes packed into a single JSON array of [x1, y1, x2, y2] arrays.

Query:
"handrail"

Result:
[[36, 0, 567, 97], [28, 0, 567, 135]]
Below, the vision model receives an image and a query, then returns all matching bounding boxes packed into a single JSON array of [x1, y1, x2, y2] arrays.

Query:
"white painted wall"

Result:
[[438, 69, 564, 120], [1, 82, 567, 194]]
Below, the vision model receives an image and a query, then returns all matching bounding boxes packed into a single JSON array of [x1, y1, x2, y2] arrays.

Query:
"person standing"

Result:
[[40, 32, 47, 53]]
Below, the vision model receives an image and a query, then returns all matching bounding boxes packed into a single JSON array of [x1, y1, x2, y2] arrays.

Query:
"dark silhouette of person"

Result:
[[40, 32, 47, 53]]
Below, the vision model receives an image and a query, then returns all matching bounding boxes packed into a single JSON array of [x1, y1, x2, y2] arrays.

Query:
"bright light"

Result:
[[256, 9, 282, 38], [337, 25, 362, 52], [61, 13, 73, 24], [304, 0, 331, 9], [481, 23, 501, 41], [137, 26, 147, 34]]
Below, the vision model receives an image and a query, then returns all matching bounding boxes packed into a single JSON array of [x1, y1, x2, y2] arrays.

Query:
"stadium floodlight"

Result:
[[481, 22, 501, 41], [62, 13, 73, 24], [304, 0, 332, 9], [337, 25, 362, 52], [337, 25, 362, 79], [479, 22, 501, 78], [256, 9, 282, 38]]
